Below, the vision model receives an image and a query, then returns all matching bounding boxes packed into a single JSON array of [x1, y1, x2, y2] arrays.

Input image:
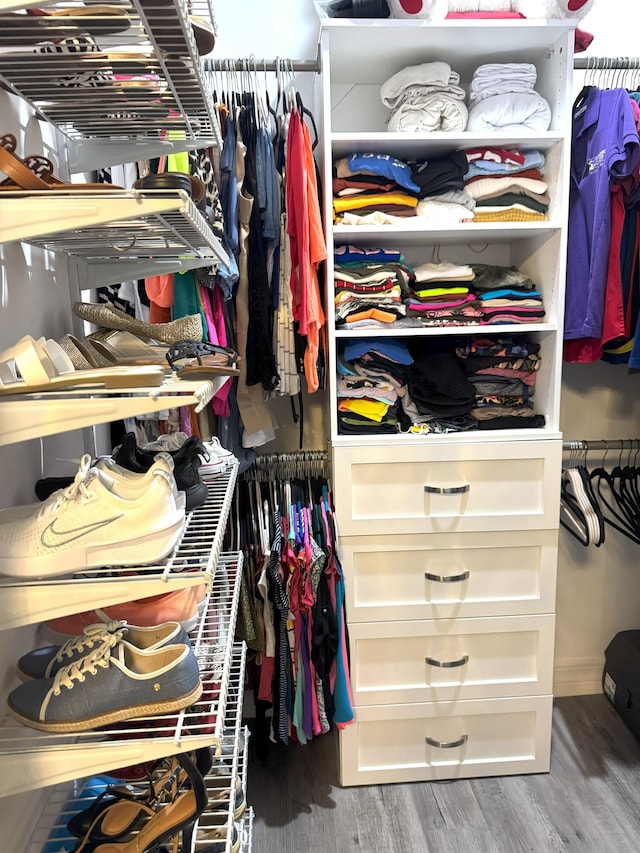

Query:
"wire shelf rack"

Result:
[[24, 646, 247, 853], [0, 189, 228, 266], [0, 0, 221, 151], [0, 459, 237, 630], [0, 550, 242, 798]]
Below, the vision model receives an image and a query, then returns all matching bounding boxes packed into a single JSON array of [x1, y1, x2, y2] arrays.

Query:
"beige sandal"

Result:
[[0, 335, 164, 396]]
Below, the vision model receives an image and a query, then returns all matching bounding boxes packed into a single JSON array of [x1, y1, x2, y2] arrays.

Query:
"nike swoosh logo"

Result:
[[41, 515, 124, 549]]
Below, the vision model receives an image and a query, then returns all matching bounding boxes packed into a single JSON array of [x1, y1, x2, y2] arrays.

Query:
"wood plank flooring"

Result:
[[246, 696, 640, 853]]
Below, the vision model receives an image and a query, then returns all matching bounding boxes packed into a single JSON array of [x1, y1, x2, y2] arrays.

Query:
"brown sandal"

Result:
[[0, 132, 122, 191]]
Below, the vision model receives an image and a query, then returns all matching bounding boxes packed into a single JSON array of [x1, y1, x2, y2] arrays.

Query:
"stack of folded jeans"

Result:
[[467, 63, 552, 133], [456, 335, 546, 429], [380, 61, 468, 132], [337, 338, 413, 434]]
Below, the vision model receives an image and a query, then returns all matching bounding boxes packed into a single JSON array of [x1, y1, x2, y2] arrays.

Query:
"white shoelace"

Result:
[[52, 620, 126, 665], [51, 632, 123, 696], [36, 454, 95, 520]]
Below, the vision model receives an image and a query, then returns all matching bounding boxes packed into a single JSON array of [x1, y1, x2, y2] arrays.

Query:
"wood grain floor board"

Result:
[[247, 696, 640, 853]]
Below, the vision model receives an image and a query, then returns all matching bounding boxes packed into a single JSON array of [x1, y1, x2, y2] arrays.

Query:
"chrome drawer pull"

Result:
[[425, 734, 468, 749], [425, 654, 469, 669], [424, 570, 470, 583], [424, 484, 470, 495]]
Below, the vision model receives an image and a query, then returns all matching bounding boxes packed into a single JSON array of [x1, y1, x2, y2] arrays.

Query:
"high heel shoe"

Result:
[[73, 752, 208, 853]]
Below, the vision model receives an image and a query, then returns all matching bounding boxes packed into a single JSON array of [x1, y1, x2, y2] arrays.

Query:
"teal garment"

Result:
[[333, 554, 355, 726], [173, 270, 209, 342], [293, 654, 308, 744]]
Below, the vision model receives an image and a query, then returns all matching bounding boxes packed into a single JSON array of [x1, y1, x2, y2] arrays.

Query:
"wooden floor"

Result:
[[246, 695, 640, 853]]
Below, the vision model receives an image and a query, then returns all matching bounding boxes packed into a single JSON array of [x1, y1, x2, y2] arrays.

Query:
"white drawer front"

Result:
[[341, 529, 557, 622], [350, 615, 554, 705], [339, 695, 552, 786], [333, 441, 561, 535]]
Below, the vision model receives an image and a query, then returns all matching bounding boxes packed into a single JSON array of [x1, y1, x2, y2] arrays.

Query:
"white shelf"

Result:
[[0, 462, 238, 630], [332, 131, 564, 158], [0, 550, 243, 798], [241, 807, 255, 853], [0, 372, 232, 447], [322, 19, 577, 82], [335, 322, 557, 337], [333, 222, 562, 245], [0, 189, 228, 272], [0, 0, 221, 163], [332, 429, 563, 448]]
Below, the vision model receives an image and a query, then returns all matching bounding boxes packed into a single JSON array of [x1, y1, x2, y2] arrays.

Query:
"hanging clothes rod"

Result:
[[204, 49, 321, 74], [574, 57, 640, 70], [563, 439, 640, 451], [242, 450, 329, 482]]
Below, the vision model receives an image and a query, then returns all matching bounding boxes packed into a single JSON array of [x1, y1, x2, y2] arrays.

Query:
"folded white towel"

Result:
[[388, 94, 468, 132], [473, 63, 537, 80], [467, 92, 552, 133], [414, 261, 475, 282], [381, 61, 455, 107]]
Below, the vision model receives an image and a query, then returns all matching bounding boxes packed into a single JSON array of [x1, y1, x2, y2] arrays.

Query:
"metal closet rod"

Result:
[[205, 55, 631, 74], [563, 439, 640, 451], [204, 51, 321, 74], [574, 57, 640, 70]]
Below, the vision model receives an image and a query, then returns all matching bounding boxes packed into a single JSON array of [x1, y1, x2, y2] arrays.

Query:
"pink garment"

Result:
[[211, 285, 232, 417], [258, 656, 275, 703], [446, 11, 524, 17]]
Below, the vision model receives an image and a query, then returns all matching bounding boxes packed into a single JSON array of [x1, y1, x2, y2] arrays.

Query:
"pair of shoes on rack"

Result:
[[0, 452, 185, 579], [67, 751, 209, 852], [144, 431, 236, 479], [59, 330, 170, 370], [0, 333, 164, 396], [73, 300, 203, 346], [43, 585, 208, 642], [7, 624, 202, 733]]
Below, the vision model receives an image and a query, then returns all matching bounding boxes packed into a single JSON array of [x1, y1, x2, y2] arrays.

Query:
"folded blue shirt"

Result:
[[343, 338, 413, 365], [347, 152, 420, 194]]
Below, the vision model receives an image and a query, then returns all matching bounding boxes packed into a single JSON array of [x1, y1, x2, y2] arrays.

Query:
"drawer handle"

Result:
[[424, 484, 470, 495], [425, 654, 469, 669], [425, 734, 468, 749], [424, 570, 470, 583]]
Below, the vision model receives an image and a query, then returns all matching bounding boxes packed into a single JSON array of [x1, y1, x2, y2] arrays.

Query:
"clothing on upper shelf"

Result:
[[467, 63, 552, 133], [463, 147, 550, 222], [380, 60, 468, 132]]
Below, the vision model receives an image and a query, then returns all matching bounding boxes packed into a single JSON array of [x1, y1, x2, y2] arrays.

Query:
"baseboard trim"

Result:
[[554, 656, 603, 697]]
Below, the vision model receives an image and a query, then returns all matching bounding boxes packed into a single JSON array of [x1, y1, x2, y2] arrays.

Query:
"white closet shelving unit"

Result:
[[319, 17, 574, 786], [0, 1, 251, 849]]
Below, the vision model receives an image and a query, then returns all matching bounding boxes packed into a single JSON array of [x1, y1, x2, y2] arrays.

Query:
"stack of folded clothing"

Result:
[[337, 338, 413, 434], [334, 244, 414, 328], [380, 61, 468, 133], [408, 150, 475, 219], [405, 260, 483, 326], [467, 63, 552, 133], [333, 152, 420, 223], [398, 338, 477, 435], [456, 335, 545, 430], [471, 263, 545, 325], [463, 147, 549, 222]]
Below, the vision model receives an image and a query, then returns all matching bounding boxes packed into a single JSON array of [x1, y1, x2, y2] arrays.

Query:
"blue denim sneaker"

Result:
[[16, 620, 190, 681], [7, 634, 201, 733]]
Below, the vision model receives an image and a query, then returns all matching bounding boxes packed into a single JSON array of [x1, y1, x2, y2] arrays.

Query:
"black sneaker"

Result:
[[112, 433, 208, 511]]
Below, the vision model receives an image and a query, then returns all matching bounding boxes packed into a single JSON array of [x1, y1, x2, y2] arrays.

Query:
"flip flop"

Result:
[[165, 340, 240, 378], [0, 336, 165, 396], [2, 6, 130, 46]]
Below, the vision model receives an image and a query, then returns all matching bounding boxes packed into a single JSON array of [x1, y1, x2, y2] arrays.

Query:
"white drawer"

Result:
[[341, 529, 558, 622], [339, 695, 552, 786], [349, 615, 555, 705], [333, 440, 562, 535]]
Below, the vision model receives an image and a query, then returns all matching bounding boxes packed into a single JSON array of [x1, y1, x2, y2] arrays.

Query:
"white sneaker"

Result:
[[200, 436, 236, 478], [0, 455, 185, 523], [0, 453, 185, 579]]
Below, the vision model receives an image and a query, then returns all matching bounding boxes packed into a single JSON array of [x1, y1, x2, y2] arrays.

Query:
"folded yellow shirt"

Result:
[[333, 193, 418, 213], [338, 398, 390, 422], [413, 287, 469, 298]]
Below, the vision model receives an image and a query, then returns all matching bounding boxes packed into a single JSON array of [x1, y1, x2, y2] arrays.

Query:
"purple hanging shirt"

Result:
[[564, 87, 640, 340]]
